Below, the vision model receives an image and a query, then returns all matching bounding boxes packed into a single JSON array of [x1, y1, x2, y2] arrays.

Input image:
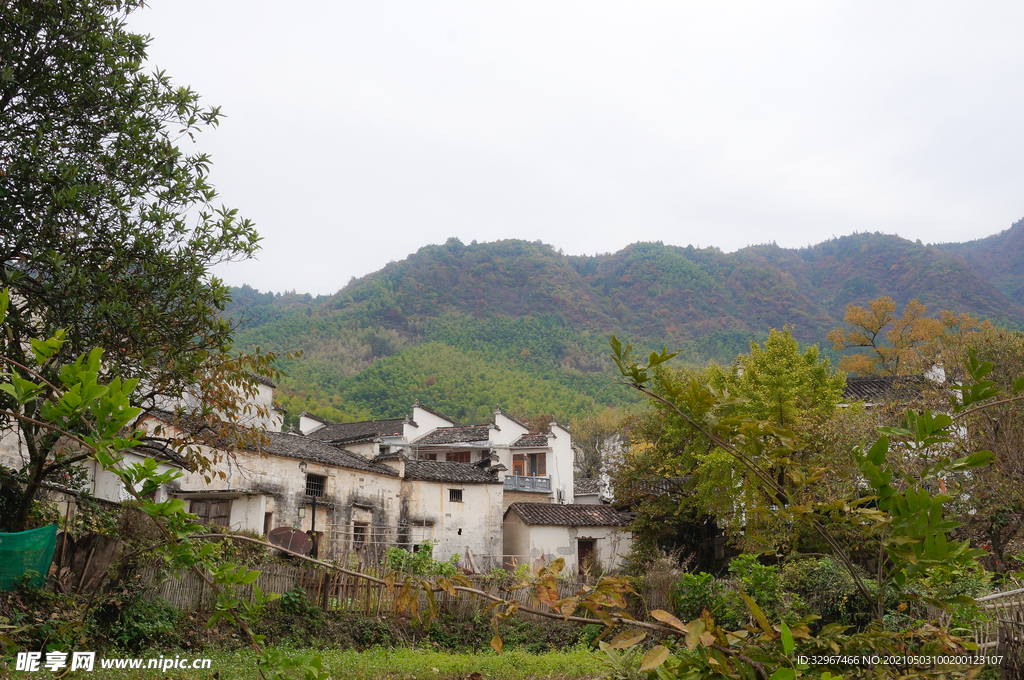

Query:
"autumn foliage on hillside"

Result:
[[224, 229, 1024, 423]]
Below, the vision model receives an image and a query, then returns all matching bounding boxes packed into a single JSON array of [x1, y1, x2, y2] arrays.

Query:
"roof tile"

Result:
[[143, 411, 398, 476], [511, 434, 549, 448], [505, 502, 630, 526], [574, 478, 604, 495], [403, 460, 502, 484], [413, 426, 490, 445], [843, 376, 926, 402], [306, 418, 405, 442]]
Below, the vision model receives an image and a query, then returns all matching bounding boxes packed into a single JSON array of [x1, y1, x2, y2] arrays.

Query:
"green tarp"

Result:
[[0, 525, 57, 591]]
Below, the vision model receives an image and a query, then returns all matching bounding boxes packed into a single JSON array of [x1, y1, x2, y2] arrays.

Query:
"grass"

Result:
[[76, 646, 607, 679]]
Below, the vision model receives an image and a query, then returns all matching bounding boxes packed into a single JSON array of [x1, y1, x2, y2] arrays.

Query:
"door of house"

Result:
[[512, 454, 525, 476], [577, 539, 597, 574]]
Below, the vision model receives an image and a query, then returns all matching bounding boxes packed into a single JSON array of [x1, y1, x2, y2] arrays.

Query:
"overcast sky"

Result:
[[127, 2, 1024, 296]]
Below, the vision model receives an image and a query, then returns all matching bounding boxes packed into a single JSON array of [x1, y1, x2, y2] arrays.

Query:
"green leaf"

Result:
[[779, 620, 794, 656], [770, 669, 795, 680], [865, 436, 889, 466]]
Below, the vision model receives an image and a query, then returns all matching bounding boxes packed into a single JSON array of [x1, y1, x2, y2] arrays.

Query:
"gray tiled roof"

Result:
[[135, 441, 189, 469], [505, 502, 630, 527], [615, 476, 691, 501], [511, 434, 549, 448], [306, 418, 405, 442], [143, 411, 397, 476], [574, 478, 604, 495], [253, 433, 398, 476], [249, 374, 278, 389], [413, 426, 490, 445], [843, 376, 926, 402], [403, 460, 502, 484]]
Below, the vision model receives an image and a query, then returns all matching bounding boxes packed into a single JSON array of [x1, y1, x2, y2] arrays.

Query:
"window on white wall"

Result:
[[449, 489, 463, 503], [305, 473, 326, 497], [192, 500, 232, 527]]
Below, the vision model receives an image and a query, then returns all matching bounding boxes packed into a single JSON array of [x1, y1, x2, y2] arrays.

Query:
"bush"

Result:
[[728, 554, 783, 618], [386, 540, 461, 576], [671, 555, 783, 629], [782, 556, 872, 626], [279, 587, 321, 619], [671, 572, 724, 621], [106, 597, 180, 651]]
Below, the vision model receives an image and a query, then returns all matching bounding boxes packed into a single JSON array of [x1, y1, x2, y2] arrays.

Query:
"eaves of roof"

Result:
[[504, 502, 630, 527], [403, 460, 502, 484]]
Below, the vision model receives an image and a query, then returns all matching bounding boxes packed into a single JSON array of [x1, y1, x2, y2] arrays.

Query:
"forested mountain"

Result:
[[226, 226, 1024, 425], [933, 218, 1024, 303]]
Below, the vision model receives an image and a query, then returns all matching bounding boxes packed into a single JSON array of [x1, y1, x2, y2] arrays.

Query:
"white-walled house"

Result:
[[503, 502, 632, 573], [1, 372, 632, 573], [144, 409, 506, 569], [293, 403, 641, 572], [301, 403, 577, 507]]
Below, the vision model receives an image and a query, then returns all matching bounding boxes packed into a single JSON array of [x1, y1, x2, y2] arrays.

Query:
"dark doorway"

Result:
[[577, 538, 597, 574]]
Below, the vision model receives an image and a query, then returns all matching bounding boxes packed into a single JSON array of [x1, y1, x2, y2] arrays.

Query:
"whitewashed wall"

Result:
[[503, 513, 632, 572]]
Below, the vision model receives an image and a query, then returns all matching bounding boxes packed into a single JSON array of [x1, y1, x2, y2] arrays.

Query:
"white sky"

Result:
[[127, 2, 1024, 295]]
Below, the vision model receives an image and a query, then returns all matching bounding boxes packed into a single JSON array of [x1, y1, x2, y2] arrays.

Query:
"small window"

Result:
[[192, 499, 232, 527], [305, 473, 326, 497], [423, 453, 437, 461], [449, 489, 463, 503], [448, 450, 471, 464]]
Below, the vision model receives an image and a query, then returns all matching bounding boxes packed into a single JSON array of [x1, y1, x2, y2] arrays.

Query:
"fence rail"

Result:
[[973, 588, 1024, 650], [134, 560, 1024, 656], [135, 561, 666, 620]]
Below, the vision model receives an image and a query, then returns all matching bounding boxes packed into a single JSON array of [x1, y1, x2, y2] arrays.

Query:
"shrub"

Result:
[[728, 554, 783, 617], [386, 540, 461, 576], [671, 572, 724, 622], [106, 597, 180, 652], [279, 587, 320, 619], [782, 556, 870, 626]]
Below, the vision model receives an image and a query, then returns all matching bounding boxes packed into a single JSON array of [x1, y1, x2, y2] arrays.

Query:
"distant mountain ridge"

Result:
[[225, 222, 1024, 424]]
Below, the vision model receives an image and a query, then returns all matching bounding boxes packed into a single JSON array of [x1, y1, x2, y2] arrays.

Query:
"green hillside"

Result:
[[934, 217, 1024, 302], [226, 227, 1024, 425]]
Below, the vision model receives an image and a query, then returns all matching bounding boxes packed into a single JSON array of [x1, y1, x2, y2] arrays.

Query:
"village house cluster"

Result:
[[0, 379, 631, 573]]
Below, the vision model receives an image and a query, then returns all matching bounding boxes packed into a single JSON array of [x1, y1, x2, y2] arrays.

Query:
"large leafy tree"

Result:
[[0, 0, 266, 530], [613, 329, 847, 561]]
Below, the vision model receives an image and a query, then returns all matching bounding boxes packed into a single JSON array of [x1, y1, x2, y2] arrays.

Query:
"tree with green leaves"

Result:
[[614, 329, 847, 558], [0, 0, 270, 530], [0, 290, 332, 680], [709, 327, 845, 431]]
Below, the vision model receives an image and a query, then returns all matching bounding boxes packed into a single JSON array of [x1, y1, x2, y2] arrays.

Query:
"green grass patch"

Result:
[[80, 646, 606, 679]]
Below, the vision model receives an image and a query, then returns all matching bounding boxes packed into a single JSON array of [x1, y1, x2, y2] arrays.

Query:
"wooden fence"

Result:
[[973, 587, 1024, 650], [134, 560, 1024, 659], [135, 561, 669, 621]]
